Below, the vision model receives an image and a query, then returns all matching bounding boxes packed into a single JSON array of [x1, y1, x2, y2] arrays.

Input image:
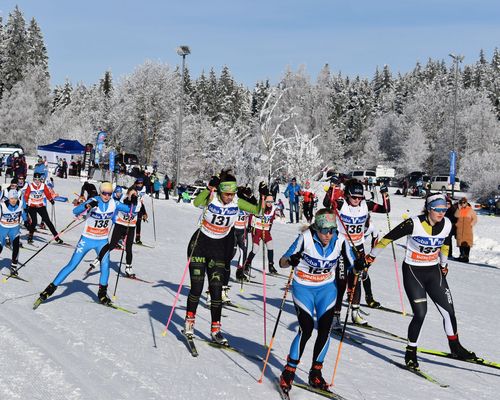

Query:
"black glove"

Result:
[[289, 253, 302, 267], [258, 181, 269, 196], [50, 199, 55, 205], [208, 176, 220, 188], [353, 258, 366, 273], [379, 185, 388, 194], [130, 194, 138, 205], [86, 199, 98, 209]]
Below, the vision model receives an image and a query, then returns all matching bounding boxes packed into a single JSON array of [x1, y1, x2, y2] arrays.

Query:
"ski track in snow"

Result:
[[0, 177, 498, 400]]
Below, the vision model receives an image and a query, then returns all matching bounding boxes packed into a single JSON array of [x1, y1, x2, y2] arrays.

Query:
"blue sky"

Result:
[[2, 0, 500, 88]]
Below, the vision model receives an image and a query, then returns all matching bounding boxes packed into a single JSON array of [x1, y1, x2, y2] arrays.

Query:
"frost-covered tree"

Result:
[[1, 6, 28, 92], [26, 17, 48, 76]]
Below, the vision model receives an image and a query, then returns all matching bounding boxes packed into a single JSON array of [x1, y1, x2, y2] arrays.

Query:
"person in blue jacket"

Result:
[[283, 177, 301, 223], [33, 182, 133, 309], [33, 157, 48, 181], [0, 190, 28, 276], [278, 208, 361, 394]]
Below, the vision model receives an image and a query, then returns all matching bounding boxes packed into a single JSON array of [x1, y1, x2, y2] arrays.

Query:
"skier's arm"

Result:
[[369, 218, 414, 258], [367, 194, 390, 213], [237, 197, 261, 215], [280, 234, 304, 268], [193, 188, 211, 207]]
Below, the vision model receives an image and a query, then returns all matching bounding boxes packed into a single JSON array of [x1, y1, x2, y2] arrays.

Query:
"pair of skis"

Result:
[[275, 378, 347, 400]]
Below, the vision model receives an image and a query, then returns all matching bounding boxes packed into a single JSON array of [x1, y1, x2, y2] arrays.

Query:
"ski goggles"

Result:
[[219, 181, 237, 194], [317, 227, 335, 234], [430, 207, 447, 213]]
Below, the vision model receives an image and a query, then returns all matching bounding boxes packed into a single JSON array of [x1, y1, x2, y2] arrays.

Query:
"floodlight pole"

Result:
[[175, 46, 190, 195]]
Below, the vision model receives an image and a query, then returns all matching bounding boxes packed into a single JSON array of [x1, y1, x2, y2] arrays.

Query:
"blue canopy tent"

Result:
[[37, 139, 85, 164]]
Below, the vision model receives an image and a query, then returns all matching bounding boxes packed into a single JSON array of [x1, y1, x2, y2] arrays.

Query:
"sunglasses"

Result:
[[265, 200, 273, 203], [101, 192, 112, 196], [318, 227, 335, 234], [221, 192, 235, 196], [430, 207, 447, 213], [350, 196, 363, 200]]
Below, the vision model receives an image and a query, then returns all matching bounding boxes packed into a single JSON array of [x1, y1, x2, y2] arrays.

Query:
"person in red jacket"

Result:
[[299, 180, 316, 223], [24, 172, 62, 244]]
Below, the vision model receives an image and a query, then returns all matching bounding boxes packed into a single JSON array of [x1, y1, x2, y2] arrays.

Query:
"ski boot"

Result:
[[365, 295, 381, 309], [184, 311, 195, 336], [279, 363, 297, 394], [449, 337, 477, 360], [308, 362, 331, 392], [210, 321, 228, 345], [405, 345, 419, 369], [351, 306, 368, 325], [125, 264, 136, 278], [98, 284, 112, 305], [33, 283, 57, 309], [331, 311, 342, 330], [10, 262, 19, 277], [135, 235, 142, 245], [221, 286, 231, 304], [55, 237, 64, 245], [27, 234, 34, 244], [268, 262, 278, 275]]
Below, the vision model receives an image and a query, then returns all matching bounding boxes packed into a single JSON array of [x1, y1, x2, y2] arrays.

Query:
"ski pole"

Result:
[[258, 265, 295, 383], [262, 235, 267, 347], [3, 217, 84, 282], [330, 272, 359, 386], [112, 203, 135, 300], [383, 194, 406, 316], [151, 195, 157, 243], [162, 188, 214, 336]]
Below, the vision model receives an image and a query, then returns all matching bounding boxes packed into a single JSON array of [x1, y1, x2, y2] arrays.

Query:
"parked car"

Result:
[[349, 170, 376, 182], [430, 175, 460, 192], [0, 143, 24, 157]]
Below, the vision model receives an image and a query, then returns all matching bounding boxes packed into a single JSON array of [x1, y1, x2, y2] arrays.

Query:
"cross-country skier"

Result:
[[0, 190, 28, 276], [184, 170, 264, 345], [233, 186, 254, 283], [243, 192, 278, 274], [324, 180, 389, 327], [33, 182, 133, 308], [133, 178, 148, 244], [278, 208, 359, 394], [89, 186, 141, 278], [24, 172, 62, 244], [365, 193, 477, 368]]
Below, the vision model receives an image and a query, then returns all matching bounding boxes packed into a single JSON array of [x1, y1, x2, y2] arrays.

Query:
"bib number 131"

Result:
[[210, 214, 230, 226]]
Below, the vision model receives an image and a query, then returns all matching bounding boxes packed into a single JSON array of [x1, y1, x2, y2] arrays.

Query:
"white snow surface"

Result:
[[1, 177, 499, 400]]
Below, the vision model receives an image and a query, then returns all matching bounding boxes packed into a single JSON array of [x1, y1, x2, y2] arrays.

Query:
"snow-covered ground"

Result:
[[0, 176, 499, 400]]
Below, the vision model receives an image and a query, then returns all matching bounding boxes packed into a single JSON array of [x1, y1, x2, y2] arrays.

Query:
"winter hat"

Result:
[[426, 193, 447, 209], [7, 189, 19, 199], [312, 209, 337, 231], [100, 181, 113, 193], [347, 182, 364, 197]]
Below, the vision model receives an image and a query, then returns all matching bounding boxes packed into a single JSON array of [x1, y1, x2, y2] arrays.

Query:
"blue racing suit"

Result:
[[53, 197, 131, 286]]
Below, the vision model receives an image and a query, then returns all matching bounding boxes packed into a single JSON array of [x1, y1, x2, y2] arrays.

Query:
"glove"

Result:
[[130, 194, 138, 205], [208, 175, 220, 188], [142, 213, 148, 222], [379, 185, 388, 194], [289, 253, 302, 267], [353, 258, 366, 273], [440, 263, 448, 277], [50, 199, 55, 205], [365, 254, 375, 266], [258, 181, 269, 196], [86, 199, 98, 210]]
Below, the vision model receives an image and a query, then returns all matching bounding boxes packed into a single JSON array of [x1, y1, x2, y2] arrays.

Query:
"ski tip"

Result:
[[161, 330, 167, 337], [257, 378, 263, 384], [2, 277, 8, 283], [112, 295, 116, 301]]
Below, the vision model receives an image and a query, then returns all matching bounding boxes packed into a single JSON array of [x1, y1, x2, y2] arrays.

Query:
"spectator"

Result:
[[299, 180, 315, 223], [62, 158, 68, 178], [163, 174, 172, 200], [153, 174, 161, 199], [283, 177, 301, 223], [34, 157, 48, 181], [454, 197, 477, 263], [270, 179, 280, 200]]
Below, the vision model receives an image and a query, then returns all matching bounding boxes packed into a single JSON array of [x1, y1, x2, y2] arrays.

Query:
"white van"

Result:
[[430, 175, 460, 192], [350, 170, 376, 182]]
